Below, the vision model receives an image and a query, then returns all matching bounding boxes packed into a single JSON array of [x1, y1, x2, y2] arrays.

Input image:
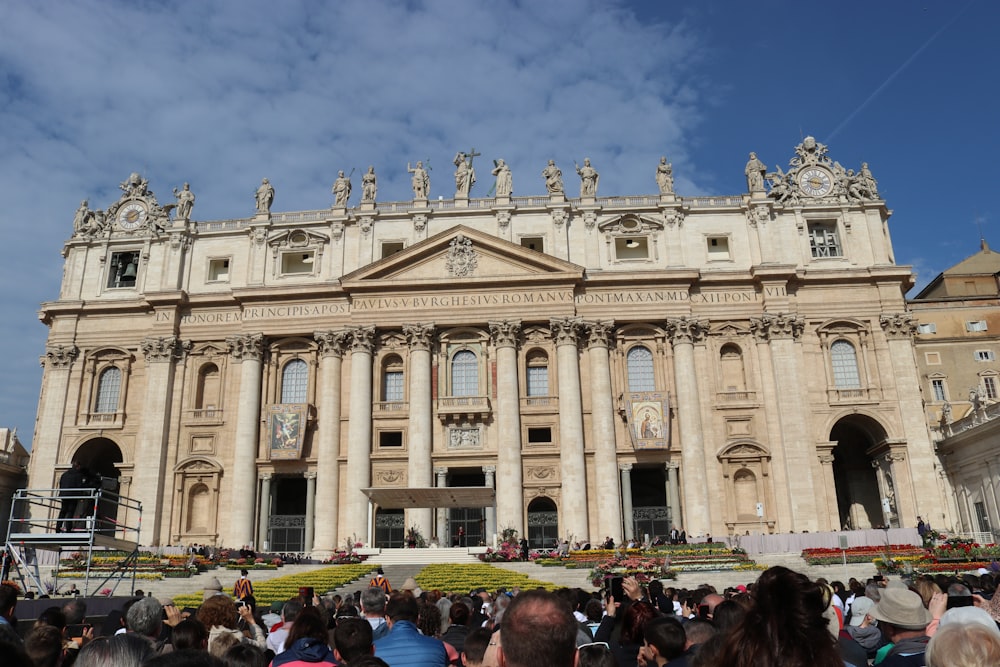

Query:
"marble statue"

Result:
[[656, 157, 674, 194], [940, 402, 952, 424], [765, 166, 793, 204], [492, 159, 512, 197], [858, 162, 879, 199], [255, 178, 274, 214], [120, 172, 149, 197], [73, 200, 91, 234], [173, 183, 195, 221], [453, 151, 477, 197], [576, 158, 599, 197], [361, 166, 377, 203], [408, 161, 430, 199], [542, 160, 564, 194], [332, 170, 351, 207], [745, 152, 766, 193]]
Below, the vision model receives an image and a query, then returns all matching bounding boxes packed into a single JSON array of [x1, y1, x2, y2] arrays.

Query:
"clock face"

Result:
[[118, 202, 147, 230], [798, 168, 833, 197]]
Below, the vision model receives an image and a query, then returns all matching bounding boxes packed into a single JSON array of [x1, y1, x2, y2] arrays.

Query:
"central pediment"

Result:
[[340, 225, 585, 292]]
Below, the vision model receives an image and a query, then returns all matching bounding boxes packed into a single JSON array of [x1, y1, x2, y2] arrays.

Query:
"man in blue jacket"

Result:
[[375, 593, 448, 667]]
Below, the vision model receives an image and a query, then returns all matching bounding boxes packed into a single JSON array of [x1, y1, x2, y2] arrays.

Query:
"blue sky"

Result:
[[0, 0, 993, 448]]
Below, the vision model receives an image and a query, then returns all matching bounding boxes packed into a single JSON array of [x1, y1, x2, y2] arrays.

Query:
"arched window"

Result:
[[830, 340, 861, 388], [195, 363, 220, 411], [451, 350, 479, 397], [525, 350, 549, 397], [95, 367, 122, 413], [626, 345, 655, 392], [719, 344, 746, 391], [281, 359, 308, 403], [382, 355, 404, 402]]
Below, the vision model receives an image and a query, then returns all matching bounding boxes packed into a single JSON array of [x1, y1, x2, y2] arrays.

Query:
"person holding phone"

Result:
[[595, 577, 657, 667]]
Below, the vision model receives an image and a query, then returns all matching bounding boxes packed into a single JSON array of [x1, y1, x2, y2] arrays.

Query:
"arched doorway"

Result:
[[72, 438, 123, 535], [830, 416, 889, 529], [375, 508, 405, 547], [526, 497, 558, 548]]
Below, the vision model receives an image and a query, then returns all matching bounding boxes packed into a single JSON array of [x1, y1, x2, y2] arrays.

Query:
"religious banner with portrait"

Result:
[[625, 392, 670, 449], [268, 404, 306, 460]]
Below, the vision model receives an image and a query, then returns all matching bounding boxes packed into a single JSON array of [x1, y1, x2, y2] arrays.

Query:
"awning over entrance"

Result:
[[362, 487, 495, 509]]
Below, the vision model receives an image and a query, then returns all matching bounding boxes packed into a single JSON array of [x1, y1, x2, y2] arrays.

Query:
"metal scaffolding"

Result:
[[3, 487, 142, 596]]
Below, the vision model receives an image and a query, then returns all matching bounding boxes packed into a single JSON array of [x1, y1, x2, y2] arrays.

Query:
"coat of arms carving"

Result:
[[445, 234, 477, 277]]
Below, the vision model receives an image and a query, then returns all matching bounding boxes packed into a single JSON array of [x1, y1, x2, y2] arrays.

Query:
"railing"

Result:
[[520, 396, 558, 410], [829, 388, 874, 403], [438, 396, 491, 410], [941, 401, 1000, 437], [82, 412, 122, 427], [716, 390, 757, 403], [687, 196, 745, 207], [188, 408, 224, 420], [374, 401, 408, 413]]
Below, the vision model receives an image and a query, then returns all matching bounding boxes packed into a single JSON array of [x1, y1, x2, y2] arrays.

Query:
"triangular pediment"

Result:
[[341, 225, 584, 290]]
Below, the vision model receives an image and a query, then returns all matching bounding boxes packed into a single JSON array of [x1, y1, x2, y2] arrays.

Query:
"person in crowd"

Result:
[[171, 618, 209, 651], [926, 621, 1000, 667], [195, 594, 265, 657], [0, 583, 21, 646], [369, 569, 392, 594], [496, 590, 578, 667], [374, 593, 448, 667], [416, 603, 459, 664], [459, 628, 491, 667], [639, 616, 686, 667], [271, 606, 336, 667], [360, 587, 389, 641], [234, 570, 254, 604], [76, 633, 153, 667], [868, 588, 932, 667], [223, 643, 268, 667], [267, 599, 304, 655], [577, 642, 616, 667], [24, 624, 64, 667], [126, 597, 170, 654], [333, 617, 374, 663]]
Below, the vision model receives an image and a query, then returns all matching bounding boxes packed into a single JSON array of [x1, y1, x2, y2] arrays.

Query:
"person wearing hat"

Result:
[[869, 588, 931, 666], [399, 577, 422, 597], [844, 596, 883, 659], [369, 568, 392, 594], [203, 576, 223, 601]]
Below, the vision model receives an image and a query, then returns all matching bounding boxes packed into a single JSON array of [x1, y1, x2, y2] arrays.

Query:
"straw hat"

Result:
[[869, 589, 931, 630]]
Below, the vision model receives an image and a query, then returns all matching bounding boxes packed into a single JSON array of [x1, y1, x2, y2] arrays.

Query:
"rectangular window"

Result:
[[378, 431, 403, 448], [614, 237, 650, 260], [808, 222, 842, 258], [281, 251, 315, 275], [208, 257, 231, 282], [383, 371, 404, 402], [107, 251, 140, 288], [527, 427, 552, 444], [917, 323, 937, 334], [967, 320, 988, 332], [381, 242, 404, 258], [985, 377, 998, 400], [931, 379, 946, 402], [976, 350, 995, 361], [526, 366, 549, 397], [520, 237, 544, 252], [707, 236, 731, 261]]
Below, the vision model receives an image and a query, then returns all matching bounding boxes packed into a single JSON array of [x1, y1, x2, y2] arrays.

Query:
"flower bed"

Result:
[[589, 555, 670, 587], [479, 541, 524, 562], [170, 563, 377, 608], [416, 563, 558, 593], [801, 545, 927, 566]]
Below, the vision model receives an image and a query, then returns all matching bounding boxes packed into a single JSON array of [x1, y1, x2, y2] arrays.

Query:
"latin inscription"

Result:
[[154, 287, 787, 322]]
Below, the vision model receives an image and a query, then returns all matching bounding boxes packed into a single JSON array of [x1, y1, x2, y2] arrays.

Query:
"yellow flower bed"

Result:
[[416, 563, 561, 593], [170, 564, 376, 608]]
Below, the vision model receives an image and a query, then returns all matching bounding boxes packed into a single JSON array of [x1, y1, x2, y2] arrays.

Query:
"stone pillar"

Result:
[[488, 321, 524, 535], [227, 333, 265, 547], [304, 472, 316, 551], [404, 323, 435, 539], [29, 345, 78, 490], [258, 474, 271, 550], [550, 318, 588, 542], [816, 444, 839, 528], [435, 467, 448, 544], [750, 314, 819, 530], [483, 465, 496, 543], [880, 314, 944, 525], [666, 318, 711, 536], [584, 320, 622, 542], [666, 462, 681, 532], [620, 464, 634, 540], [342, 326, 375, 544], [134, 336, 188, 545], [312, 330, 348, 557]]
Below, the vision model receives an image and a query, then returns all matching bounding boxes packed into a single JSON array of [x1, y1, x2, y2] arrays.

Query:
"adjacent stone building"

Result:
[[0, 428, 29, 541], [29, 140, 945, 555]]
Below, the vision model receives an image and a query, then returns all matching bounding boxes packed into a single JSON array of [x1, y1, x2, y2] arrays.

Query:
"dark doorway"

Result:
[[448, 471, 485, 546], [831, 417, 886, 529], [375, 508, 405, 548], [631, 466, 669, 542], [268, 477, 306, 551], [72, 438, 123, 535], [526, 497, 558, 548]]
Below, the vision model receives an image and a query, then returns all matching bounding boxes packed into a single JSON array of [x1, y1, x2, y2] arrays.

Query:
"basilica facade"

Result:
[[29, 140, 945, 555]]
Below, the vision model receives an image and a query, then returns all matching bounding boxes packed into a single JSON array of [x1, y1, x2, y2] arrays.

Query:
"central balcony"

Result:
[[437, 396, 491, 422]]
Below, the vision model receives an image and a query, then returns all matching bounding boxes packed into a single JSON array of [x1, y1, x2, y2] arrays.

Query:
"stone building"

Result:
[[909, 242, 1000, 536], [29, 140, 944, 555], [0, 428, 29, 541]]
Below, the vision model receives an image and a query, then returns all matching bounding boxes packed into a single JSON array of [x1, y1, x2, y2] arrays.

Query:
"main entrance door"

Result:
[[375, 509, 405, 547], [268, 477, 306, 551], [527, 497, 558, 548]]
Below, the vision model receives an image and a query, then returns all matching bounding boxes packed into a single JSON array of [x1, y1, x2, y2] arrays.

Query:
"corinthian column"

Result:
[[550, 317, 588, 541], [403, 323, 435, 540], [584, 320, 622, 542], [311, 330, 349, 557], [135, 336, 189, 545], [489, 320, 524, 535], [227, 333, 265, 547], [29, 345, 78, 490], [666, 317, 711, 536], [342, 326, 375, 544]]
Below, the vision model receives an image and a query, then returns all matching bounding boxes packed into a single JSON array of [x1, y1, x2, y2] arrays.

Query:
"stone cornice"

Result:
[[488, 320, 522, 348]]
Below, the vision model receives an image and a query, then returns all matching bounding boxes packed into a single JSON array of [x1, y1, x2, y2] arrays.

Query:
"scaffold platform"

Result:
[[3, 487, 142, 596]]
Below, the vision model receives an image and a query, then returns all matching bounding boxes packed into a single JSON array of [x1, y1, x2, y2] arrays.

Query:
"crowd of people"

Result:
[[1, 565, 1000, 667]]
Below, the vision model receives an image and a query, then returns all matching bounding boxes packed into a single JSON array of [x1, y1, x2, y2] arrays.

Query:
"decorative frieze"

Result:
[[448, 426, 482, 449]]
